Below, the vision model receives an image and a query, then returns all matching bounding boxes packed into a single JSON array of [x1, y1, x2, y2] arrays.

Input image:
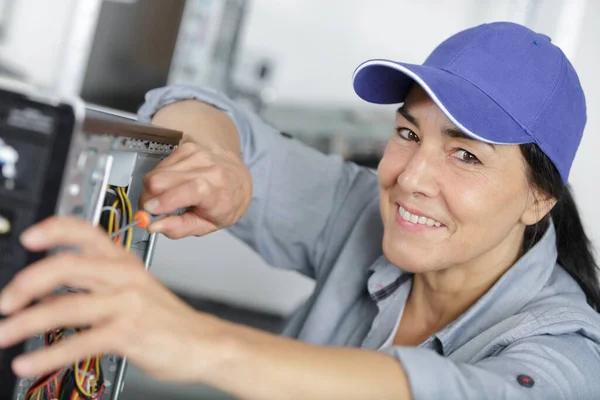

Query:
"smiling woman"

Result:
[[378, 88, 543, 282], [0, 21, 599, 400]]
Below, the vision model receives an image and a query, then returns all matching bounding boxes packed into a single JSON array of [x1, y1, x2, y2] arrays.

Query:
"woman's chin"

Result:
[[382, 239, 443, 274]]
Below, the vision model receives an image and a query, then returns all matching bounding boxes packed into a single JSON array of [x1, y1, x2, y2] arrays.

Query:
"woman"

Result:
[[0, 21, 599, 399]]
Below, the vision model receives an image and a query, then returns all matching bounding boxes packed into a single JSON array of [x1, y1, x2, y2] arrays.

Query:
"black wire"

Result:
[[100, 186, 122, 234], [59, 369, 74, 400]]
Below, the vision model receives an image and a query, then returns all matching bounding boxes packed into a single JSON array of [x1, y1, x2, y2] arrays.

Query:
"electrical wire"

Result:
[[26, 330, 67, 399], [107, 198, 120, 239], [25, 369, 62, 399], [110, 207, 189, 240], [117, 186, 133, 251], [105, 187, 118, 198], [100, 206, 120, 225], [116, 185, 126, 228], [74, 357, 96, 398]]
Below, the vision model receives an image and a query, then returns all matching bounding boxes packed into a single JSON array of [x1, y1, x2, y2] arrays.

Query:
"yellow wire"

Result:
[[74, 357, 94, 398], [107, 198, 120, 236], [95, 355, 101, 374], [118, 186, 134, 251], [35, 388, 41, 400], [124, 190, 133, 251], [88, 355, 103, 392]]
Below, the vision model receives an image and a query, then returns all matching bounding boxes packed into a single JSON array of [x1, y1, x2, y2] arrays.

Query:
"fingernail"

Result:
[[20, 228, 42, 247], [144, 199, 159, 213], [148, 221, 164, 233]]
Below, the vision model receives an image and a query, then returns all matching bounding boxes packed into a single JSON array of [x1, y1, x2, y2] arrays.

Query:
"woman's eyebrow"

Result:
[[396, 105, 418, 127], [444, 128, 496, 150]]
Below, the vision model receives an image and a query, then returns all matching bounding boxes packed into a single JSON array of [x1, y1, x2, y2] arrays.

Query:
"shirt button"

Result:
[[369, 283, 381, 292], [517, 374, 534, 388]]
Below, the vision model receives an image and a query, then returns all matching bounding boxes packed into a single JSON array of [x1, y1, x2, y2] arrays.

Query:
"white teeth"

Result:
[[398, 206, 442, 227], [401, 209, 410, 221]]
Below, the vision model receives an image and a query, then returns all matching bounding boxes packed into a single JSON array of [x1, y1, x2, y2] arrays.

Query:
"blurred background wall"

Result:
[[0, 1, 597, 398]]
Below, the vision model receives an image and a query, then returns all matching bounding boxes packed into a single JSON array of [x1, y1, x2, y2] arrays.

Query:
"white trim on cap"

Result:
[[353, 60, 507, 145]]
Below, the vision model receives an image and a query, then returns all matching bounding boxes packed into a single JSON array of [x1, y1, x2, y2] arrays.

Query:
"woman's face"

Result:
[[378, 85, 545, 274]]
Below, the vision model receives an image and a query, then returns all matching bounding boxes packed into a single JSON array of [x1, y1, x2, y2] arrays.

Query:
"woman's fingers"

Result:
[[0, 293, 117, 348], [0, 254, 143, 315], [20, 216, 128, 259], [141, 169, 200, 200], [11, 325, 117, 378], [140, 150, 215, 208], [149, 212, 217, 239], [144, 177, 216, 217]]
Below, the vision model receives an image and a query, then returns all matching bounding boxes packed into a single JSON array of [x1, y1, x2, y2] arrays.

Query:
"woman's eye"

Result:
[[396, 127, 420, 143], [454, 149, 480, 164]]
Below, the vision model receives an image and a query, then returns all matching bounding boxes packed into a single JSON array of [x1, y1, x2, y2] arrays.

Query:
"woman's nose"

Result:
[[396, 149, 440, 198]]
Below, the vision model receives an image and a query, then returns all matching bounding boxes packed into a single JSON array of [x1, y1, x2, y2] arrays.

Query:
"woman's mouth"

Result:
[[397, 205, 443, 227]]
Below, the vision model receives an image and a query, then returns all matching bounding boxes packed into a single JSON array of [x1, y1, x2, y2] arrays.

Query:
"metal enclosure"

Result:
[[0, 81, 181, 400]]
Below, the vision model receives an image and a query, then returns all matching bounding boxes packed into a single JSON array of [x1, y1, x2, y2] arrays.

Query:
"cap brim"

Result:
[[352, 59, 532, 145]]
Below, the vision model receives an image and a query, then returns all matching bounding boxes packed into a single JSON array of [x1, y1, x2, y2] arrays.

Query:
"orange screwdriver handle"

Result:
[[133, 208, 188, 229], [133, 210, 153, 229]]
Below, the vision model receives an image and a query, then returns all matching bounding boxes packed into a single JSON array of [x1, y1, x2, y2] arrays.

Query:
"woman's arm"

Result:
[[207, 324, 412, 400], [151, 98, 242, 156], [0, 216, 410, 399], [2, 218, 598, 400], [138, 86, 379, 279], [202, 323, 600, 400]]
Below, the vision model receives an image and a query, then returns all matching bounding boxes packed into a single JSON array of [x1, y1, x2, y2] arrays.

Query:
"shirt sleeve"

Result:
[[137, 85, 379, 279], [381, 334, 600, 400]]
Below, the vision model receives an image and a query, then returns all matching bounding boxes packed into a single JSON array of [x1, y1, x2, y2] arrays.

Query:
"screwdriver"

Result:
[[109, 208, 187, 239]]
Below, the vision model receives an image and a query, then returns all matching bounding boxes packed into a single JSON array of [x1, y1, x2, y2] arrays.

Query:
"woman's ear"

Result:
[[521, 189, 557, 226]]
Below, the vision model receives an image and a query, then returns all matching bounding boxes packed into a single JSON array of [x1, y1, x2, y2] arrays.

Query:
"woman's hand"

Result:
[[0, 217, 412, 400], [139, 99, 253, 240], [0, 216, 233, 382], [139, 140, 253, 239]]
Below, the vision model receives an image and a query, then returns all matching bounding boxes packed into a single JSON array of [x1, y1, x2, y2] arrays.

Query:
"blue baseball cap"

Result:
[[352, 21, 586, 184]]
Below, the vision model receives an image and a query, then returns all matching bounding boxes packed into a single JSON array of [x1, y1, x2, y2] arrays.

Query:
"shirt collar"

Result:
[[437, 222, 558, 354], [367, 255, 405, 296], [367, 221, 558, 354]]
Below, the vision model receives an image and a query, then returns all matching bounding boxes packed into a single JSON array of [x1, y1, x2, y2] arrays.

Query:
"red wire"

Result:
[[92, 384, 105, 399], [26, 370, 62, 398], [29, 330, 64, 398]]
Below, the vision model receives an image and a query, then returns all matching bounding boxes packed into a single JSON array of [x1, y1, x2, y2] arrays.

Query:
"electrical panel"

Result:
[[0, 81, 182, 400]]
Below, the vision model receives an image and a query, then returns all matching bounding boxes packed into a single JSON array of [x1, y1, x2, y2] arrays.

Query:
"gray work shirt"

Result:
[[139, 85, 600, 400]]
